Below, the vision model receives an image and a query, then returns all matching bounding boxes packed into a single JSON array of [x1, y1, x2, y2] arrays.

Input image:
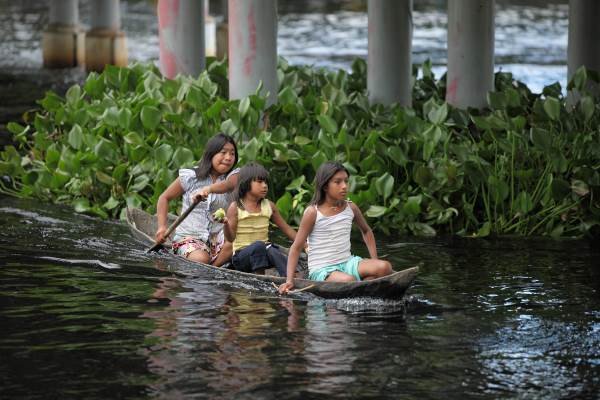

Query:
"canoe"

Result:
[[126, 207, 418, 300]]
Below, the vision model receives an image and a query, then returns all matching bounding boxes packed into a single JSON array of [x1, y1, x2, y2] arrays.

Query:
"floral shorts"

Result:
[[172, 231, 225, 262]]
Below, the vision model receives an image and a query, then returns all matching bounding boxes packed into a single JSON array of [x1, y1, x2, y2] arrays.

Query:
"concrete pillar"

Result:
[[568, 0, 600, 90], [446, 0, 495, 109], [205, 1, 217, 57], [158, 0, 205, 79], [85, 0, 128, 72], [42, 0, 85, 68], [229, 0, 278, 105], [217, 0, 229, 60], [367, 0, 413, 107]]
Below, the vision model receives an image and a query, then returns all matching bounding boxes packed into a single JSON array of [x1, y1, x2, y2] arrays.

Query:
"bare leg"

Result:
[[212, 241, 233, 267], [358, 259, 393, 280], [326, 271, 357, 282], [186, 249, 210, 264]]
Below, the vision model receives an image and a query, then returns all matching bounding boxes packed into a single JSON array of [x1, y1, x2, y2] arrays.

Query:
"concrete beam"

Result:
[[158, 0, 206, 78], [85, 0, 128, 72], [446, 0, 495, 109], [368, 0, 413, 107], [228, 0, 278, 105], [43, 0, 84, 68]]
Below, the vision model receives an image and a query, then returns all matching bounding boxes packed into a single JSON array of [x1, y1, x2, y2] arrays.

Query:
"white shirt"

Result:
[[307, 201, 354, 274]]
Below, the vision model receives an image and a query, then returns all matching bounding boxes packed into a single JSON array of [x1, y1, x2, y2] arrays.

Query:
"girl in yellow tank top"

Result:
[[222, 163, 297, 276]]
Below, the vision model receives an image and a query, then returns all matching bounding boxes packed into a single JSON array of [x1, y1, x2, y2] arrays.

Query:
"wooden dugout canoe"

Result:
[[126, 207, 418, 300]]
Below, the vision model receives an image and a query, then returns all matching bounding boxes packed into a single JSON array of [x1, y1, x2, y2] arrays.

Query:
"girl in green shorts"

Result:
[[278, 161, 392, 294]]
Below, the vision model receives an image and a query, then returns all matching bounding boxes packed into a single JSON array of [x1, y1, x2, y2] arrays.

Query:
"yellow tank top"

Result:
[[233, 199, 272, 253]]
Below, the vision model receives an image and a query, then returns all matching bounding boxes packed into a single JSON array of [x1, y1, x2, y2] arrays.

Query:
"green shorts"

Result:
[[309, 255, 362, 281]]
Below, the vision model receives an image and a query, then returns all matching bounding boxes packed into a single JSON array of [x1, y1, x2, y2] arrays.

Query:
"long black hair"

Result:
[[311, 161, 350, 205], [194, 133, 238, 179], [234, 162, 269, 207]]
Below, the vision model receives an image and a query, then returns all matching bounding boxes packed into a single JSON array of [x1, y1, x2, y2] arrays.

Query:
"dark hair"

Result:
[[235, 162, 269, 207], [311, 161, 350, 205], [194, 133, 238, 179]]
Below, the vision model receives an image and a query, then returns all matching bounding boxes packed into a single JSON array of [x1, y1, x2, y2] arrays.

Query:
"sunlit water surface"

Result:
[[1, 197, 598, 399]]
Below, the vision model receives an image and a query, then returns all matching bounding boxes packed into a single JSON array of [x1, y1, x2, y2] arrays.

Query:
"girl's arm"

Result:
[[350, 202, 378, 259], [278, 206, 317, 294], [223, 201, 238, 243], [155, 178, 184, 243], [269, 201, 297, 242], [193, 172, 239, 201]]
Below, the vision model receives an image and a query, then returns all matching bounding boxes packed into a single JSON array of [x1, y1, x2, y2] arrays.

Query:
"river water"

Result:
[[1, 196, 599, 399], [1, 1, 599, 399]]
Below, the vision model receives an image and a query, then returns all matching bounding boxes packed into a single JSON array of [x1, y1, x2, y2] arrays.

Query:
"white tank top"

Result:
[[307, 201, 354, 274]]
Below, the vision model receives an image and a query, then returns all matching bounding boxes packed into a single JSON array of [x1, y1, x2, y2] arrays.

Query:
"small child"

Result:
[[279, 161, 392, 294], [223, 163, 297, 276]]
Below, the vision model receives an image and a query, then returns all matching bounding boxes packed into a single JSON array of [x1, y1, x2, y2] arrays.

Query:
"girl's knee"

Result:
[[379, 260, 393, 276], [187, 250, 210, 264]]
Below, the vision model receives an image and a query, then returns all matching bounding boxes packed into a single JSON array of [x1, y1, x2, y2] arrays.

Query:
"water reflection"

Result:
[[1, 195, 599, 398]]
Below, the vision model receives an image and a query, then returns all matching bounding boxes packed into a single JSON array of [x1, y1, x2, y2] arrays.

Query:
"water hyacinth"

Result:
[[0, 58, 599, 238]]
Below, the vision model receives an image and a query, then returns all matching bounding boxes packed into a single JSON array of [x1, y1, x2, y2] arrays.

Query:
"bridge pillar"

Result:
[[217, 0, 228, 60], [85, 0, 128, 72], [568, 0, 600, 96], [158, 0, 205, 78], [228, 0, 278, 105], [446, 0, 495, 109], [42, 0, 85, 68], [367, 0, 413, 107]]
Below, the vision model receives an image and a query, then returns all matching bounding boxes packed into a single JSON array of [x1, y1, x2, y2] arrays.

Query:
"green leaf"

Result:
[[403, 195, 422, 216], [530, 127, 552, 151], [96, 170, 113, 185], [140, 106, 161, 131], [66, 85, 81, 105], [543, 97, 561, 120], [414, 166, 433, 187], [130, 174, 150, 192], [579, 96, 595, 122], [317, 115, 338, 134], [285, 175, 306, 191], [172, 147, 195, 167], [124, 131, 145, 146], [73, 198, 91, 213], [388, 146, 408, 166], [571, 180, 590, 197], [118, 108, 132, 129], [515, 191, 533, 214], [375, 173, 394, 200], [155, 143, 174, 164], [103, 196, 120, 210], [294, 136, 311, 146], [276, 192, 292, 221], [239, 97, 251, 117], [427, 102, 448, 124], [67, 124, 84, 150], [365, 205, 387, 218], [311, 150, 328, 171]]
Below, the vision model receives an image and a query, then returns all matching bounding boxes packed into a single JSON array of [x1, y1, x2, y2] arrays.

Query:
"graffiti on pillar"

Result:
[[244, 4, 257, 76], [158, 0, 179, 78]]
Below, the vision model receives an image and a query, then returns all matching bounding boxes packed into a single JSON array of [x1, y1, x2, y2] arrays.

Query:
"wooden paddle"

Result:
[[147, 196, 204, 253]]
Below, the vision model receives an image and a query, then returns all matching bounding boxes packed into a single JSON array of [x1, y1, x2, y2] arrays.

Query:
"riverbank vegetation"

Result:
[[1, 59, 598, 238]]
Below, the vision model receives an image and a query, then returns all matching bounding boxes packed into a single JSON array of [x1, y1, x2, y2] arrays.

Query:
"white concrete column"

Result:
[[217, 0, 229, 60], [205, 1, 217, 57], [368, 0, 413, 107], [43, 0, 85, 68], [446, 0, 495, 109], [228, 0, 278, 105], [568, 0, 600, 84], [158, 0, 205, 78], [85, 0, 128, 72]]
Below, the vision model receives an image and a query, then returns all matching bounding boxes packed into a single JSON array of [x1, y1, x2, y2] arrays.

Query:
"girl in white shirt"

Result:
[[278, 161, 392, 294]]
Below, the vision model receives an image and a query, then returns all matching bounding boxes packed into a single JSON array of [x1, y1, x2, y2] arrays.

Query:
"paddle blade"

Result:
[[147, 242, 165, 253]]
